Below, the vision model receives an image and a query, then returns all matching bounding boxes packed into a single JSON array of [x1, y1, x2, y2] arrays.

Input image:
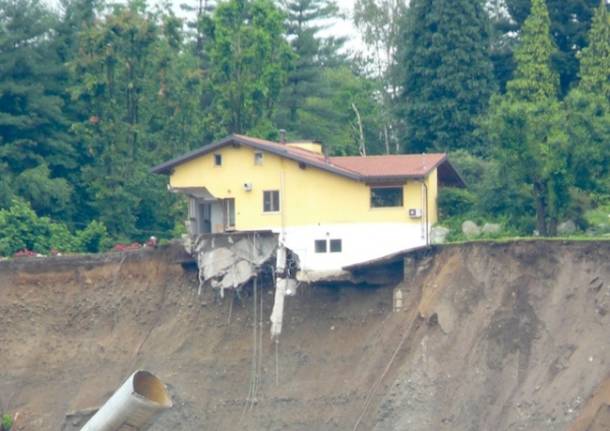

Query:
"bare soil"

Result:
[[0, 241, 608, 430]]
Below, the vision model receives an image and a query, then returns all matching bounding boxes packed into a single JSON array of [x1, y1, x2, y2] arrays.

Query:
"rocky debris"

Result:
[[558, 220, 577, 235], [193, 232, 278, 293], [431, 226, 450, 244], [461, 220, 481, 238], [482, 223, 502, 235]]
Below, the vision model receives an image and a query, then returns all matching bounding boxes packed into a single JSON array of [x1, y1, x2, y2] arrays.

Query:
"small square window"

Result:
[[263, 190, 280, 212], [330, 239, 342, 253], [214, 154, 222, 166], [254, 152, 264, 165], [315, 240, 327, 253]]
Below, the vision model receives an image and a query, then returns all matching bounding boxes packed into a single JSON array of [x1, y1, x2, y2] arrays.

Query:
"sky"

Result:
[[320, 0, 364, 52]]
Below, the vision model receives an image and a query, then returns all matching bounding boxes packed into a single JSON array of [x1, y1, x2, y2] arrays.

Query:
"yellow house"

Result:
[[152, 134, 464, 278]]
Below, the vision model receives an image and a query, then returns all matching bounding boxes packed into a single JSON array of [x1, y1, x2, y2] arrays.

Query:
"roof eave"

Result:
[[150, 134, 362, 181], [437, 158, 467, 188], [151, 135, 236, 174]]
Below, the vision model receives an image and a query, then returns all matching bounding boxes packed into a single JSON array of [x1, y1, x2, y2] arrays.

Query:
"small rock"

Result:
[[482, 223, 501, 235], [431, 226, 450, 244], [558, 220, 577, 235], [462, 220, 481, 238]]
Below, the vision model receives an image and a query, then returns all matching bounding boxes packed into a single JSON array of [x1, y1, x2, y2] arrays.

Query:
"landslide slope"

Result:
[[0, 241, 608, 430]]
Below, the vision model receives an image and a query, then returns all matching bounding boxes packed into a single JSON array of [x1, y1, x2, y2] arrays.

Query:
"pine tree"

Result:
[[277, 0, 341, 128], [565, 0, 610, 193], [505, 0, 559, 101], [487, 0, 569, 236], [578, 0, 610, 99], [504, 0, 605, 95], [400, 0, 494, 153], [293, 66, 385, 155]]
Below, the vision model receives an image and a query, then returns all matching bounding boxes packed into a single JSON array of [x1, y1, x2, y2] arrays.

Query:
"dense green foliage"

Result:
[[205, 0, 292, 136], [399, 0, 495, 153], [486, 0, 609, 236], [0, 199, 111, 255], [488, 0, 569, 236], [578, 1, 610, 99], [0, 0, 608, 255], [504, 0, 602, 96], [0, 0, 75, 219], [565, 1, 610, 194], [278, 0, 338, 127]]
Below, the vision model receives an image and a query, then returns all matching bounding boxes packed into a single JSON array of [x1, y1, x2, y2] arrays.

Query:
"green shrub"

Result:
[[438, 187, 476, 218], [0, 199, 113, 256], [76, 220, 111, 253], [0, 198, 52, 255], [2, 413, 13, 431], [49, 222, 79, 253]]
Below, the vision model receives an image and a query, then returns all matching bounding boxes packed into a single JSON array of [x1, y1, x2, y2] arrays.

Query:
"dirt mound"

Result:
[[0, 241, 608, 430]]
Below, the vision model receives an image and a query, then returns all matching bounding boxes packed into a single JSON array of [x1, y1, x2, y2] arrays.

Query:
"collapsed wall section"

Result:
[[188, 232, 300, 338], [190, 232, 279, 296]]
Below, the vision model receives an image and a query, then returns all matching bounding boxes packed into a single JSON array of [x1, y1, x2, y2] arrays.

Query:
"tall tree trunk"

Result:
[[534, 181, 548, 236], [352, 102, 366, 156]]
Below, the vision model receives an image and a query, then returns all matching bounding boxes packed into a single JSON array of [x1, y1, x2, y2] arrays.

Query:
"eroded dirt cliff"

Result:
[[0, 241, 608, 430]]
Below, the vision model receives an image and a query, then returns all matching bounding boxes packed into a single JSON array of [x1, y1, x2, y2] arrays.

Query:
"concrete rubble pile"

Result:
[[191, 233, 278, 297], [188, 232, 299, 338]]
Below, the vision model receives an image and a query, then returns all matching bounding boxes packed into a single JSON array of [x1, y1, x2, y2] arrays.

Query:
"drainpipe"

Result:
[[81, 370, 172, 431], [421, 181, 429, 246]]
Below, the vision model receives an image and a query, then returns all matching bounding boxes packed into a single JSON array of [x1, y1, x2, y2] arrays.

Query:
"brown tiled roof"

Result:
[[329, 154, 447, 179], [151, 134, 465, 187]]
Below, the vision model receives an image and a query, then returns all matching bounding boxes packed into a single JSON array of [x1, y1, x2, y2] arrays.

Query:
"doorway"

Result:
[[224, 198, 235, 231], [198, 203, 212, 234]]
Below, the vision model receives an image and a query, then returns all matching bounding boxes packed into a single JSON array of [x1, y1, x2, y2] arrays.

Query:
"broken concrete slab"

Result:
[[192, 232, 278, 294]]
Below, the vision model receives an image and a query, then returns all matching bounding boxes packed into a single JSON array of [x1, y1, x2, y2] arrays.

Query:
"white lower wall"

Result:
[[272, 223, 428, 278]]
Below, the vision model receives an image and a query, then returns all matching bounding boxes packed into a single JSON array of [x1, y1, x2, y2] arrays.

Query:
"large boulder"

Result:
[[558, 220, 577, 236], [482, 223, 502, 235], [431, 226, 450, 244], [462, 220, 481, 238]]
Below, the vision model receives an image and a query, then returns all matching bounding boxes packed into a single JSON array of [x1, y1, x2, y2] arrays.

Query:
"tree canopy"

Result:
[[400, 0, 495, 153], [0, 0, 608, 255]]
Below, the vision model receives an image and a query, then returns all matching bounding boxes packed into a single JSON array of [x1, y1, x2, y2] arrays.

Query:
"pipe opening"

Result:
[[132, 371, 173, 407]]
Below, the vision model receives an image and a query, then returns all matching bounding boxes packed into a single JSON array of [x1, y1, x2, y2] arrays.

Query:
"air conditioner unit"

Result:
[[243, 182, 253, 192], [409, 208, 422, 218]]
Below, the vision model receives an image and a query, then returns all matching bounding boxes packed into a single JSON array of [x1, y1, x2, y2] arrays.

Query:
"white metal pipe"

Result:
[[81, 370, 173, 431]]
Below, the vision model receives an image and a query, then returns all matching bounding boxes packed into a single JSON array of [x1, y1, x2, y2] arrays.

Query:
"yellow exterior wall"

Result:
[[169, 145, 439, 230]]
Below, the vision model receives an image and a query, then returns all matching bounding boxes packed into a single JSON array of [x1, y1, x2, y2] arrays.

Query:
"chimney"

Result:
[[279, 129, 286, 144], [322, 145, 329, 163]]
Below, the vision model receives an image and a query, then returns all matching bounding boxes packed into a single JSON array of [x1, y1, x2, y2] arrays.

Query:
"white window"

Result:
[[263, 190, 280, 212], [214, 153, 222, 166], [254, 151, 264, 165]]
